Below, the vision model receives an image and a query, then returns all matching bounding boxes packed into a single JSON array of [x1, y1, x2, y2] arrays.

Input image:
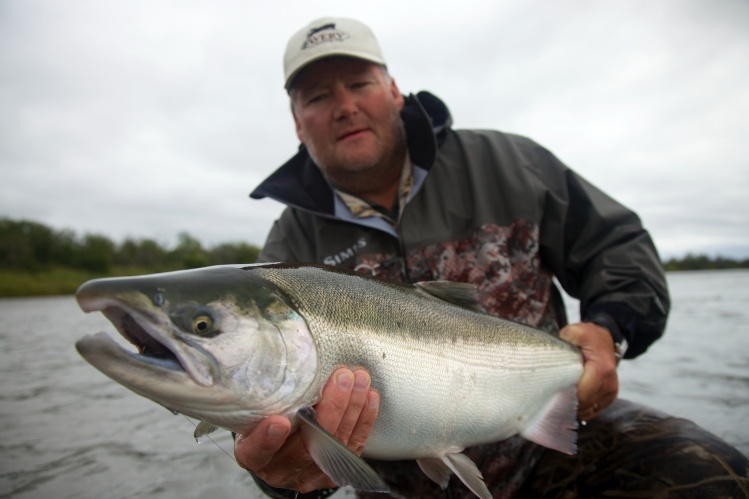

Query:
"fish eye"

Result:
[[192, 315, 214, 335], [152, 292, 165, 307]]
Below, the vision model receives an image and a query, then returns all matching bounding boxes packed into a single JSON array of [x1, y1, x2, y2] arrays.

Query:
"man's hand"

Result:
[[234, 368, 380, 494], [560, 322, 619, 421]]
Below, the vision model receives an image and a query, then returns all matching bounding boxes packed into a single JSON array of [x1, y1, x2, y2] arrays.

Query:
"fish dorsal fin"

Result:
[[416, 457, 452, 489], [297, 407, 390, 493], [414, 281, 484, 313], [520, 385, 579, 455], [193, 421, 219, 440], [442, 452, 491, 499]]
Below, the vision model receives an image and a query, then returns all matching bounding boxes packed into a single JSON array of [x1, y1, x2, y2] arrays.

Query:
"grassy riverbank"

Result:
[[0, 267, 168, 298], [1, 218, 261, 297]]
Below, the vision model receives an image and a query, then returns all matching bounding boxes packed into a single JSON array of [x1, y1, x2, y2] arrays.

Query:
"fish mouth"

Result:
[[76, 291, 219, 386], [98, 305, 183, 371], [75, 301, 230, 423]]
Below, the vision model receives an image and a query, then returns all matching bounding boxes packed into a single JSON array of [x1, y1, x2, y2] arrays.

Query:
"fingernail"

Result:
[[337, 371, 354, 391], [354, 373, 369, 392], [267, 423, 287, 440], [234, 433, 247, 446], [367, 391, 379, 409]]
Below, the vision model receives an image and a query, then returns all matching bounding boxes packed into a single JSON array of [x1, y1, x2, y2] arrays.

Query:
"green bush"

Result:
[[0, 217, 261, 296]]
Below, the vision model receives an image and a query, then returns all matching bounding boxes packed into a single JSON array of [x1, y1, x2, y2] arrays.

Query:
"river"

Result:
[[1, 269, 747, 498]]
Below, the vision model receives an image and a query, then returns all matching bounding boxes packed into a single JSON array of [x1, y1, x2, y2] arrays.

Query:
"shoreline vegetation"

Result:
[[2, 217, 748, 298]]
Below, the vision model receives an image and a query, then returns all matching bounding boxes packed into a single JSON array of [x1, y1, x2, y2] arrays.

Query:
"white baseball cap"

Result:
[[283, 17, 387, 90]]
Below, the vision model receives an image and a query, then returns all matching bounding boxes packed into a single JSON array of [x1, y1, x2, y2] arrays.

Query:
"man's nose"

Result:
[[332, 89, 358, 119]]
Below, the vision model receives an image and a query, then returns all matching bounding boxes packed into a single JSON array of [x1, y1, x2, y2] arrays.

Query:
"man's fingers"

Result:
[[348, 390, 380, 454], [333, 369, 372, 444], [314, 368, 355, 430], [234, 367, 378, 492], [561, 322, 619, 420], [234, 415, 292, 472], [577, 360, 615, 416]]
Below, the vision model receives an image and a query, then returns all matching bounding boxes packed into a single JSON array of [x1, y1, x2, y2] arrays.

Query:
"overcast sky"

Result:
[[1, 0, 748, 259]]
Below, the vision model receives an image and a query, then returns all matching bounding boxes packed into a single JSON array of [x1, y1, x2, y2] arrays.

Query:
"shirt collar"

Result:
[[334, 153, 414, 227]]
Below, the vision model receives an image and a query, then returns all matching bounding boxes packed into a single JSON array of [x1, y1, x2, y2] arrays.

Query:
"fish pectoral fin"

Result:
[[193, 421, 219, 440], [416, 457, 452, 489], [414, 281, 484, 312], [442, 452, 491, 499], [297, 407, 390, 493], [520, 384, 579, 455]]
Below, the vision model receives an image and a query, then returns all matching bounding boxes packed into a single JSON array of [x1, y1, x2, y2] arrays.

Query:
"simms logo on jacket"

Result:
[[323, 237, 367, 266], [302, 23, 350, 49]]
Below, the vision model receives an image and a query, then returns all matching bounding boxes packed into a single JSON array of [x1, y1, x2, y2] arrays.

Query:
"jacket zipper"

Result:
[[396, 219, 411, 284]]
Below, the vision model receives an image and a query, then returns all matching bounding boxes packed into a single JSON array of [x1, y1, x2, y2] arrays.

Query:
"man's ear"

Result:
[[293, 109, 305, 143], [390, 78, 405, 112]]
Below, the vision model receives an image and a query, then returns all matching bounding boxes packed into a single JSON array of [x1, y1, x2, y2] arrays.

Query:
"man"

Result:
[[236, 17, 749, 498]]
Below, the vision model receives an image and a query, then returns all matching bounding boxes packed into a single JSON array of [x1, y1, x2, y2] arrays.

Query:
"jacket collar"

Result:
[[249, 91, 452, 216]]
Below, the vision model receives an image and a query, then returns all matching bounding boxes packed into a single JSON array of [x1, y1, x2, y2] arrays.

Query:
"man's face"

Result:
[[290, 57, 406, 188]]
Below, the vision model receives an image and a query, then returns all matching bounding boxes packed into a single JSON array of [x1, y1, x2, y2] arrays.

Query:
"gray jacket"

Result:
[[250, 91, 669, 358]]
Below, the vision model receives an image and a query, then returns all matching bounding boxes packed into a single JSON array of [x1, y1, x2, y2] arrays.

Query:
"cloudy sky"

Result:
[[1, 0, 748, 259]]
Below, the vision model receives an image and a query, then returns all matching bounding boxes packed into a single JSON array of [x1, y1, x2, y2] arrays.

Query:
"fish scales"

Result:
[[255, 265, 582, 459]]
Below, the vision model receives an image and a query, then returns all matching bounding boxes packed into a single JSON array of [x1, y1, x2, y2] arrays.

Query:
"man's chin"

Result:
[[332, 149, 381, 174], [329, 161, 380, 179]]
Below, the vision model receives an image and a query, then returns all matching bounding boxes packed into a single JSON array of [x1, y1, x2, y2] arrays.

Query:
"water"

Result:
[[1, 270, 747, 498], [0, 296, 259, 498], [567, 270, 749, 454]]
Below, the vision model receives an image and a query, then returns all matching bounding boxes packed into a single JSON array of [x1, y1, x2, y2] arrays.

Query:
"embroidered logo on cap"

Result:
[[302, 23, 350, 49]]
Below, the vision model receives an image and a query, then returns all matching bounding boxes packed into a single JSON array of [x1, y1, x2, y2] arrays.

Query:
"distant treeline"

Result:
[[663, 254, 749, 271], [1, 217, 747, 274], [0, 218, 260, 274]]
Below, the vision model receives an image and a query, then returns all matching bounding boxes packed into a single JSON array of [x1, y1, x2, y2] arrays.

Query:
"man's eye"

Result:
[[307, 93, 328, 104]]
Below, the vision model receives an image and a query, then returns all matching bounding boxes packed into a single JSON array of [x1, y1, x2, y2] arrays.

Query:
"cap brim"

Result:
[[285, 52, 387, 90]]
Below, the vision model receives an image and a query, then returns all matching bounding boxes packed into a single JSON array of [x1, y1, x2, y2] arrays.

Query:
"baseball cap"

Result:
[[283, 17, 387, 90]]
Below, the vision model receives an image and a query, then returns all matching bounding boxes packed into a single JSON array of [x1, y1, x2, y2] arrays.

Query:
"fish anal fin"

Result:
[[416, 457, 452, 489], [521, 385, 579, 455], [193, 421, 219, 440], [297, 407, 389, 493], [443, 452, 491, 499], [414, 281, 484, 312]]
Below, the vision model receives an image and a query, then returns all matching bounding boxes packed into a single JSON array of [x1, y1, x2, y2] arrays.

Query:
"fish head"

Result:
[[75, 264, 318, 434]]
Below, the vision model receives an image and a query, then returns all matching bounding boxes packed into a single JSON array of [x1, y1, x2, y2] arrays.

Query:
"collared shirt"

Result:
[[334, 155, 414, 227]]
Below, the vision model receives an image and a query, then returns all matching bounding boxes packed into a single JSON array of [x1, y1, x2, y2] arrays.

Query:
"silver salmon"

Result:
[[75, 263, 583, 498]]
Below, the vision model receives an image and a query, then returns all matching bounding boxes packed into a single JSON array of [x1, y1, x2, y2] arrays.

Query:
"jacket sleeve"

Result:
[[530, 142, 670, 358]]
